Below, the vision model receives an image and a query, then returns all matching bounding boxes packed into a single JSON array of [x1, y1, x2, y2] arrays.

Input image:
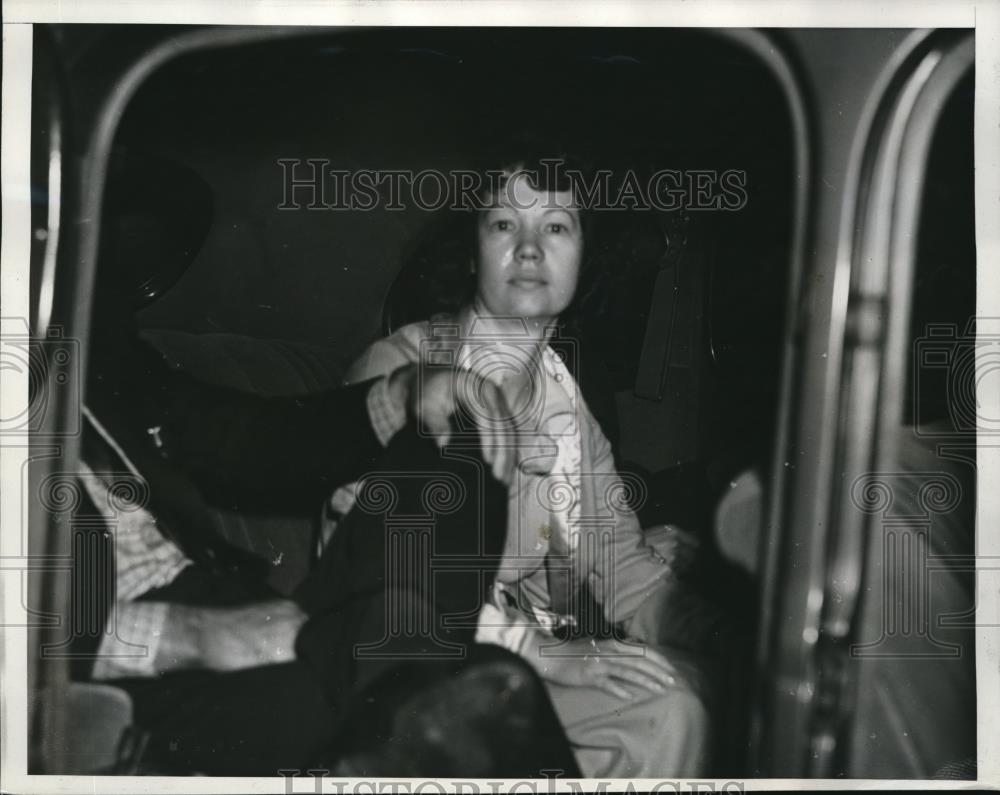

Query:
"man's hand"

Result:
[[157, 598, 306, 673], [520, 634, 678, 700], [387, 364, 550, 485]]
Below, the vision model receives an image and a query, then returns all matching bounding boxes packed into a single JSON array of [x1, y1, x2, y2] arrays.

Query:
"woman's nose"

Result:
[[515, 233, 542, 263]]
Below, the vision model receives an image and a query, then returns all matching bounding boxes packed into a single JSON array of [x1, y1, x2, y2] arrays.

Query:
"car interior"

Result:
[[101, 29, 790, 551], [28, 25, 977, 778], [31, 24, 796, 774], [65, 27, 795, 773]]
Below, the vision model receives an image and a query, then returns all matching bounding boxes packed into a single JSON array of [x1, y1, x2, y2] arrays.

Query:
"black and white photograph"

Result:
[[0, 1, 997, 791]]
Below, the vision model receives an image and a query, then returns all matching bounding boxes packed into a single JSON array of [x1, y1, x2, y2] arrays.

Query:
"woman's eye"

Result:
[[492, 219, 514, 232], [548, 222, 564, 234]]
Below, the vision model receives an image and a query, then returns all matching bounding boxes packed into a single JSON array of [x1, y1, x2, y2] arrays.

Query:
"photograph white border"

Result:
[[2, 1, 998, 792]]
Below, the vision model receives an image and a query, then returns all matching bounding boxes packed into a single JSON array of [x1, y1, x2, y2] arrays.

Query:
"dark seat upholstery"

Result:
[[139, 328, 347, 595]]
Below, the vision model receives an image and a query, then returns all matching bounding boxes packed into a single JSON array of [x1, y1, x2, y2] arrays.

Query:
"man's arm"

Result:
[[155, 599, 306, 673], [92, 598, 306, 679], [90, 336, 394, 513], [157, 369, 389, 510], [150, 343, 519, 506]]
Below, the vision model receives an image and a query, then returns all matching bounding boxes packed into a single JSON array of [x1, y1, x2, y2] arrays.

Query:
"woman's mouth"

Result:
[[509, 278, 547, 289]]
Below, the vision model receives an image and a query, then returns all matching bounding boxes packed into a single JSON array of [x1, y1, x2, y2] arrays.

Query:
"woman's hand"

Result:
[[520, 633, 679, 700], [647, 524, 700, 580]]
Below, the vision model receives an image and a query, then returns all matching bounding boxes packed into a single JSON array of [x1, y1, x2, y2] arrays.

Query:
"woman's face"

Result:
[[474, 171, 583, 326]]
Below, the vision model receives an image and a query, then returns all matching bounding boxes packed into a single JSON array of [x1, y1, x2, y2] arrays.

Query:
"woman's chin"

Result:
[[503, 300, 559, 323], [474, 299, 565, 335]]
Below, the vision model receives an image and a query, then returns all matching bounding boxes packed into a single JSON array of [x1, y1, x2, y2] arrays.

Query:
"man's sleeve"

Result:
[[91, 602, 172, 680], [78, 464, 191, 680], [153, 359, 392, 510]]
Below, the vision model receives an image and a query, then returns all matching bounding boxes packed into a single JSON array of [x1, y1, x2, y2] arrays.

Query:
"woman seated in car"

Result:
[[337, 148, 712, 778]]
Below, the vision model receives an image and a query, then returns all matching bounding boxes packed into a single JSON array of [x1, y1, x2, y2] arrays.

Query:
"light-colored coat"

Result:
[[344, 309, 673, 631], [345, 309, 712, 778]]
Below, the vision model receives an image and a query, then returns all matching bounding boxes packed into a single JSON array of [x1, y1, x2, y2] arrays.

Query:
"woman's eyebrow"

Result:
[[541, 207, 580, 225]]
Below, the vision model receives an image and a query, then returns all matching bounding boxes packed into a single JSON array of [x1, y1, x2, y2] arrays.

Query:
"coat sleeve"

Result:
[[153, 349, 387, 511], [344, 328, 421, 384], [584, 419, 672, 627]]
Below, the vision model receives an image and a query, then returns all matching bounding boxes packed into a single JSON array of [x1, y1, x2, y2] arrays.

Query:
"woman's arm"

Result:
[[584, 420, 676, 628]]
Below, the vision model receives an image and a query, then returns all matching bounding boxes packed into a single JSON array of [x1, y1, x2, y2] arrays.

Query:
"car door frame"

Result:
[[26, 23, 817, 773], [752, 28, 976, 778]]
